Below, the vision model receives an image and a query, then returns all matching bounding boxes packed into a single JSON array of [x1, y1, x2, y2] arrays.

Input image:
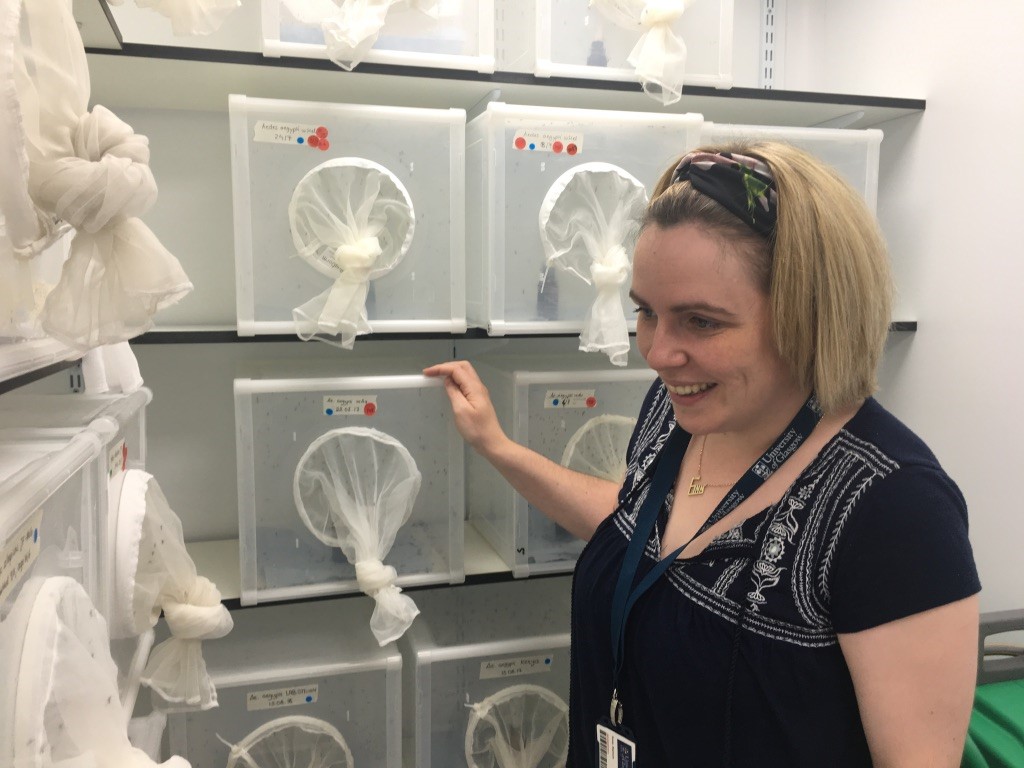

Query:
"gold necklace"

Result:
[[687, 435, 739, 496]]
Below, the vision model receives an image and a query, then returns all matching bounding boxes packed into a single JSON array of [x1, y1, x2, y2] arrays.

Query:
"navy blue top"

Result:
[[568, 383, 981, 767]]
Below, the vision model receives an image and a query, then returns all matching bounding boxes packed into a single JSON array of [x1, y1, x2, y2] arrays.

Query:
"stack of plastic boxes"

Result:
[[168, 598, 402, 766], [234, 368, 464, 606], [260, 0, 496, 73], [700, 123, 884, 211], [468, 354, 655, 576], [400, 577, 572, 767], [466, 102, 702, 335], [229, 95, 466, 339]]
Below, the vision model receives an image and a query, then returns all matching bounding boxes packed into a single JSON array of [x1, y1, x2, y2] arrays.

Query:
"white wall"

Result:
[[779, 0, 1024, 613]]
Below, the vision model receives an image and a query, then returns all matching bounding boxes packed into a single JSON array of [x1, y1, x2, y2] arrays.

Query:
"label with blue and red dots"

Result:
[[480, 653, 554, 680], [253, 120, 331, 151], [544, 389, 597, 409], [512, 128, 583, 156], [0, 509, 42, 606], [246, 684, 319, 711], [323, 395, 378, 417]]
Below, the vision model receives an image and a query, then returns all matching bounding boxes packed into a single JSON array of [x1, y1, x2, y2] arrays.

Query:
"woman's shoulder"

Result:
[[841, 397, 949, 474]]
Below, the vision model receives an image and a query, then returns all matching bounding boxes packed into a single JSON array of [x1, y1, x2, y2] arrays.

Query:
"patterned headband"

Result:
[[671, 151, 778, 238]]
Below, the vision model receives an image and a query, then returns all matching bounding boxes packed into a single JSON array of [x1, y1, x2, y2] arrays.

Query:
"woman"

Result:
[[425, 142, 980, 766]]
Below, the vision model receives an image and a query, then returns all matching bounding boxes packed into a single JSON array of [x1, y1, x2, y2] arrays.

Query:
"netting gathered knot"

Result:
[[283, 0, 438, 70], [590, 0, 699, 105], [289, 157, 414, 348], [539, 162, 648, 366], [294, 426, 423, 645]]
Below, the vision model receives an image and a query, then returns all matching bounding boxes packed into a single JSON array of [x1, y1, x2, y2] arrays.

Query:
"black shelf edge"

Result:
[[131, 321, 918, 345], [84, 43, 926, 113], [220, 570, 572, 612], [0, 358, 81, 396]]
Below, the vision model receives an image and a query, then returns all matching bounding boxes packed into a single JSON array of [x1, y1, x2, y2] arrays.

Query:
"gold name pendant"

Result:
[[688, 476, 706, 496]]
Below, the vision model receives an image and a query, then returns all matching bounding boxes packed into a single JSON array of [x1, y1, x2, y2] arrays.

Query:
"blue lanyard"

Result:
[[607, 396, 822, 727]]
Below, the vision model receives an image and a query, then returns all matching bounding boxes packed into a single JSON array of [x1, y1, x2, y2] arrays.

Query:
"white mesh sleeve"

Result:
[[289, 157, 414, 349], [539, 162, 648, 366], [561, 414, 636, 484], [589, 0, 698, 105], [465, 684, 570, 768], [293, 426, 422, 645], [225, 715, 354, 768]]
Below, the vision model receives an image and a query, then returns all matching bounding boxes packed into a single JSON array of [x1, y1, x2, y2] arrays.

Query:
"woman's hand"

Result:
[[423, 361, 508, 458]]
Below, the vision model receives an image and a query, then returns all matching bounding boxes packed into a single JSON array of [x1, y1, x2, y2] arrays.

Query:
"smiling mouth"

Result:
[[666, 382, 715, 396]]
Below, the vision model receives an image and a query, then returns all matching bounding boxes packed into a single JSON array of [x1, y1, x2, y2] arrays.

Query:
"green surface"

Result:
[[962, 680, 1024, 768]]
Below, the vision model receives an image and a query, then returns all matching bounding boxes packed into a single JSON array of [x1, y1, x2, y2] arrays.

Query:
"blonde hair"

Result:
[[645, 141, 893, 414]]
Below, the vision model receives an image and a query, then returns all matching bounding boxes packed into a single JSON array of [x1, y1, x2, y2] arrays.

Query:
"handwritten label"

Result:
[[108, 439, 127, 478], [324, 395, 378, 417], [253, 120, 322, 145], [480, 654, 553, 680], [544, 389, 597, 409], [512, 129, 584, 155], [0, 510, 43, 605], [246, 684, 319, 711]]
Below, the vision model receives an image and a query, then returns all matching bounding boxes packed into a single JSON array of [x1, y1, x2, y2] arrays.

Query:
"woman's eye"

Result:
[[632, 306, 655, 320], [691, 316, 718, 330]]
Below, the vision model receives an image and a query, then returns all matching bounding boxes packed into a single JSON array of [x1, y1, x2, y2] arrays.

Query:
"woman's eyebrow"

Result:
[[628, 291, 736, 318]]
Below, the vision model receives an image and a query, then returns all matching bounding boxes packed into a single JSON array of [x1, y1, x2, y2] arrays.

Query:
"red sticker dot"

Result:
[[585, 396, 597, 408], [552, 141, 564, 153], [318, 139, 330, 151], [566, 143, 578, 156], [363, 402, 377, 416], [514, 136, 527, 150], [307, 134, 320, 148], [315, 126, 328, 139]]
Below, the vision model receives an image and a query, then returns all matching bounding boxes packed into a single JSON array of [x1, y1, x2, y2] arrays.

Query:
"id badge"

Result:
[[596, 722, 636, 767]]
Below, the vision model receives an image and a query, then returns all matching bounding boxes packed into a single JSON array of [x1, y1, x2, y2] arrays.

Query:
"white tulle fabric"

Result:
[[293, 426, 422, 645], [0, 576, 190, 767], [289, 157, 414, 348], [8, 0, 192, 349], [281, 0, 438, 70], [465, 684, 570, 768], [539, 163, 648, 366], [0, 230, 67, 339], [560, 414, 636, 484], [224, 715, 354, 768], [110, 470, 233, 711], [590, 0, 698, 105], [82, 341, 145, 394], [106, 0, 242, 36]]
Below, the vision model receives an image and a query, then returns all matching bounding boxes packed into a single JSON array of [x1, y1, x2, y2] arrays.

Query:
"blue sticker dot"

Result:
[[528, 142, 537, 150], [545, 657, 552, 665], [33, 529, 38, 543], [297, 137, 305, 144], [552, 399, 560, 406], [325, 408, 334, 415], [305, 695, 313, 702]]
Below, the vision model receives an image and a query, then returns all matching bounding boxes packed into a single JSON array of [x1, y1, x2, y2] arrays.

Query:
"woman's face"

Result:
[[631, 223, 807, 440]]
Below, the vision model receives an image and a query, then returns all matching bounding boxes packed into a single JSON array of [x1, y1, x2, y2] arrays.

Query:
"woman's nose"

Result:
[[642, 324, 688, 370]]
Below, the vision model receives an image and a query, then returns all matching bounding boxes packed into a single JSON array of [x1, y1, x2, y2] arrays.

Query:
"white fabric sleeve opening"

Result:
[[107, 0, 242, 37], [0, 576, 191, 768], [282, 0, 439, 70], [110, 470, 233, 712], [465, 684, 570, 768], [293, 426, 422, 645], [539, 162, 648, 366], [590, 0, 700, 105], [224, 715, 354, 768], [560, 414, 636, 484], [289, 157, 415, 349]]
